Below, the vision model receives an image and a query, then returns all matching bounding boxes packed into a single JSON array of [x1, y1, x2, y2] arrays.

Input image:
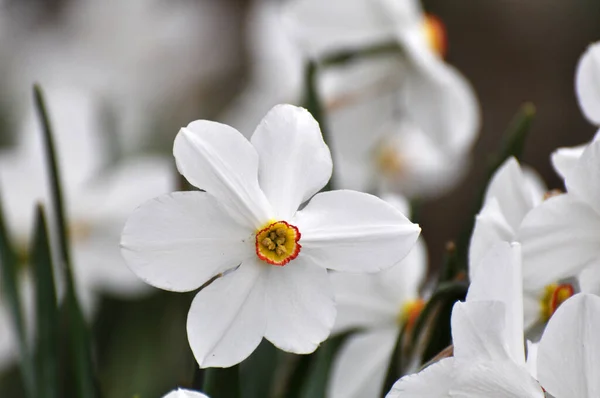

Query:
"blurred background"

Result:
[[0, 0, 599, 396]]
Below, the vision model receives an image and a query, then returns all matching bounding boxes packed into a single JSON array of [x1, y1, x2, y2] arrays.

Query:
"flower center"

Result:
[[375, 142, 405, 176], [422, 14, 447, 58], [255, 221, 301, 266], [540, 283, 574, 321], [398, 298, 425, 330]]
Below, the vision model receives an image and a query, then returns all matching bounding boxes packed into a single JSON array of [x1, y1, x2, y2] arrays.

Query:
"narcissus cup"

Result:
[[120, 104, 420, 368]]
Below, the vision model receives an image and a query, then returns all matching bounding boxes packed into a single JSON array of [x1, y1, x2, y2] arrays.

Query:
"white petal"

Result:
[[283, 0, 397, 57], [565, 139, 600, 215], [452, 360, 544, 398], [264, 257, 335, 354], [467, 242, 524, 364], [576, 42, 600, 125], [380, 193, 411, 217], [518, 194, 600, 291], [386, 357, 455, 398], [538, 293, 600, 398], [121, 192, 253, 292], [579, 264, 600, 295], [162, 388, 209, 398], [328, 327, 398, 398], [293, 190, 420, 273], [551, 143, 587, 181], [468, 198, 515, 278], [483, 158, 541, 231], [451, 301, 511, 363], [380, 237, 428, 305], [187, 260, 267, 368], [173, 121, 273, 229], [525, 340, 538, 379], [250, 104, 332, 220]]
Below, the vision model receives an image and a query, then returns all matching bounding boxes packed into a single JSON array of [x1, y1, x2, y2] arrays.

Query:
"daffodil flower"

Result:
[[535, 293, 600, 397], [283, 0, 480, 198], [386, 243, 544, 397], [162, 388, 208, 398], [120, 104, 421, 368], [519, 139, 600, 299], [326, 194, 427, 398]]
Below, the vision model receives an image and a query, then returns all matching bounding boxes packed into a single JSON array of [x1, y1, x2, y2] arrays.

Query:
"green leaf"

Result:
[[33, 84, 100, 398], [240, 340, 278, 398], [30, 205, 59, 398], [202, 365, 240, 398], [0, 193, 36, 397], [297, 334, 347, 398]]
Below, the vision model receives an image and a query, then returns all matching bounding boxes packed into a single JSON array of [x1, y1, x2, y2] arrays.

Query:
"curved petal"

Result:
[[162, 389, 209, 398], [381, 237, 427, 305], [468, 198, 515, 278], [551, 143, 587, 181], [250, 104, 332, 220], [525, 340, 538, 379], [518, 194, 600, 291], [575, 41, 600, 125], [328, 327, 398, 398], [452, 361, 544, 398], [466, 242, 524, 364], [186, 260, 267, 368], [386, 357, 454, 398], [292, 190, 420, 273], [173, 121, 273, 229], [121, 192, 253, 292], [579, 264, 600, 295], [264, 257, 335, 354], [538, 293, 600, 398], [565, 139, 600, 214]]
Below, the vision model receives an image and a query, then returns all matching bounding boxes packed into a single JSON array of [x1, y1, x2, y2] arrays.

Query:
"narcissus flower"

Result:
[[162, 389, 209, 398], [327, 194, 427, 398], [121, 104, 420, 368], [387, 243, 544, 397]]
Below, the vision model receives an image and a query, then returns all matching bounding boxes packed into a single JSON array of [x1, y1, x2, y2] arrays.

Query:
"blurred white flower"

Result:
[[576, 41, 600, 126], [121, 104, 420, 368], [162, 388, 209, 398], [284, 0, 480, 198], [387, 243, 544, 397], [0, 88, 174, 316], [519, 139, 600, 301], [536, 293, 600, 398], [327, 194, 427, 398], [468, 158, 570, 330]]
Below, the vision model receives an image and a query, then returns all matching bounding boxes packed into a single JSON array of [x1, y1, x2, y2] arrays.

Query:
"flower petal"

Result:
[[173, 121, 273, 229], [466, 242, 524, 364], [576, 41, 600, 125], [551, 143, 588, 181], [162, 389, 209, 398], [538, 293, 600, 398], [579, 264, 600, 295], [264, 257, 335, 354], [292, 190, 420, 273], [250, 104, 332, 220], [328, 327, 398, 398], [386, 357, 455, 398], [186, 259, 267, 368], [565, 139, 600, 215], [518, 194, 600, 291], [121, 192, 253, 292], [452, 360, 544, 398]]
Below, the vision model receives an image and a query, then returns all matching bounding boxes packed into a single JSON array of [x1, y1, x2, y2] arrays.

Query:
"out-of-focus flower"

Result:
[[576, 41, 600, 126], [121, 104, 420, 368], [219, 0, 303, 136], [0, 0, 241, 150], [0, 88, 174, 316], [519, 139, 600, 300], [468, 158, 568, 330], [536, 293, 600, 397], [162, 388, 209, 398], [327, 194, 427, 398], [284, 0, 480, 198], [387, 243, 544, 397]]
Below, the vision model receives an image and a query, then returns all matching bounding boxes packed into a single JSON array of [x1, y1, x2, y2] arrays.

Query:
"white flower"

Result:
[[575, 41, 600, 126], [162, 388, 209, 398], [469, 157, 569, 330], [120, 104, 421, 368], [518, 139, 600, 300], [327, 194, 427, 398], [284, 0, 480, 198], [386, 242, 544, 397], [536, 293, 600, 397]]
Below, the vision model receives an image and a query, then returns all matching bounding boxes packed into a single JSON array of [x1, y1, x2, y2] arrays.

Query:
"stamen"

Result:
[[540, 283, 575, 321], [255, 221, 301, 266], [398, 299, 425, 331]]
